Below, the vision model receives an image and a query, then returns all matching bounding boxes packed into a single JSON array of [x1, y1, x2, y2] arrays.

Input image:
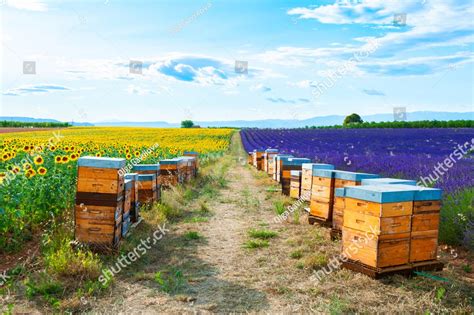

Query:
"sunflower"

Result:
[[50, 146, 57, 151], [12, 166, 20, 174], [70, 153, 78, 161], [25, 169, 36, 178], [23, 162, 32, 170], [126, 154, 132, 160], [62, 156, 69, 163], [34, 155, 44, 165], [1, 153, 9, 161], [55, 156, 62, 163], [38, 167, 47, 176], [95, 153, 102, 157]]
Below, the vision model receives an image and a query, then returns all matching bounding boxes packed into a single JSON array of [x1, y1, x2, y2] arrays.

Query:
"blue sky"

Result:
[[1, 0, 473, 123]]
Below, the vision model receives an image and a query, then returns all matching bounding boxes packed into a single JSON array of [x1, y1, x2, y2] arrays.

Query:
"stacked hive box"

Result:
[[289, 170, 302, 199], [301, 163, 335, 202], [122, 179, 132, 237], [263, 149, 279, 174], [329, 171, 379, 229], [75, 157, 126, 249], [181, 156, 197, 182], [247, 152, 253, 165], [183, 151, 199, 175], [253, 150, 264, 170], [341, 184, 442, 270], [281, 158, 311, 196], [125, 173, 140, 223], [159, 159, 181, 187], [309, 169, 335, 223], [273, 155, 294, 182], [133, 164, 161, 202], [137, 174, 157, 205]]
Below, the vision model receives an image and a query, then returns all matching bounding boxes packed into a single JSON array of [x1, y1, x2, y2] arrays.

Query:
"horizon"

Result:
[[1, 0, 473, 123]]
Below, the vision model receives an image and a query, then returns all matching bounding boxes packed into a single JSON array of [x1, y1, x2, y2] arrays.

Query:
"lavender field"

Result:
[[241, 128, 474, 194]]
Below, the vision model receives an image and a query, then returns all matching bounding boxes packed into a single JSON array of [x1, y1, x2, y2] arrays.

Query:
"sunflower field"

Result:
[[0, 127, 234, 252]]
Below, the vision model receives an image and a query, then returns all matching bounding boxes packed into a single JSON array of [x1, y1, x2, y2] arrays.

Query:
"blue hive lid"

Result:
[[312, 169, 335, 178], [265, 148, 279, 153], [335, 187, 346, 197], [344, 185, 418, 203], [132, 164, 160, 171], [283, 158, 312, 166], [361, 178, 417, 186], [184, 151, 199, 155], [78, 156, 126, 169], [302, 163, 335, 171], [125, 173, 139, 181], [334, 170, 379, 181], [138, 174, 156, 182], [125, 179, 133, 190], [393, 184, 442, 201]]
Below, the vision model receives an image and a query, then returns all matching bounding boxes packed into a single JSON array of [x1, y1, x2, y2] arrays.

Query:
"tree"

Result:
[[343, 113, 363, 126], [181, 120, 194, 128]]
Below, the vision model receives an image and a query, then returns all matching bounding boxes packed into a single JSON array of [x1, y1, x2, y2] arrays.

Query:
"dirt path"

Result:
[[82, 133, 474, 314]]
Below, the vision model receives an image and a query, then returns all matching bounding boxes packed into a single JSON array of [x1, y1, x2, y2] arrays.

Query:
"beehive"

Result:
[[309, 169, 335, 221], [342, 184, 442, 268], [273, 155, 294, 182], [75, 157, 126, 248], [125, 173, 140, 223], [133, 164, 160, 189], [252, 150, 264, 170], [263, 149, 279, 174], [332, 187, 346, 232], [183, 151, 199, 174], [281, 158, 311, 196], [159, 158, 183, 187], [289, 170, 302, 199], [247, 152, 253, 165], [137, 174, 157, 205], [180, 156, 197, 182], [122, 179, 132, 237], [334, 170, 379, 190], [301, 163, 335, 201]]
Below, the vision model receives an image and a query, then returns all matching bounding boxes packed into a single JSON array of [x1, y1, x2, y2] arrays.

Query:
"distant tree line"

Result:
[[0, 121, 70, 128], [305, 119, 474, 129]]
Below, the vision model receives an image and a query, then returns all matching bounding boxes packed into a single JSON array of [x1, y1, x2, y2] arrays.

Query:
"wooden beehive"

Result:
[[252, 150, 264, 170], [332, 187, 346, 232], [273, 155, 294, 182], [159, 158, 181, 187], [247, 152, 253, 165], [75, 157, 126, 249], [183, 151, 199, 173], [180, 156, 197, 182], [132, 164, 161, 199], [281, 158, 311, 196], [289, 170, 302, 199], [301, 163, 335, 201], [334, 170, 379, 190], [342, 184, 442, 269], [137, 174, 157, 205], [309, 169, 335, 221], [125, 173, 140, 223], [263, 149, 279, 174]]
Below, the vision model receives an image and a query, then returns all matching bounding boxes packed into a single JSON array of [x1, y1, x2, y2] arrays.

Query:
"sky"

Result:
[[1, 0, 473, 123]]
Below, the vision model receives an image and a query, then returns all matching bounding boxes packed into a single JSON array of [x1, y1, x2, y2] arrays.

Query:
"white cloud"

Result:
[[250, 84, 271, 93], [6, 0, 47, 11], [3, 84, 70, 96]]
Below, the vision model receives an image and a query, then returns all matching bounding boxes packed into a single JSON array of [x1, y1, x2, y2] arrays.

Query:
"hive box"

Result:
[[159, 158, 183, 187], [301, 163, 335, 201], [75, 157, 126, 248], [180, 156, 197, 182], [334, 171, 379, 190], [247, 152, 253, 165], [273, 155, 294, 182], [122, 179, 132, 237], [137, 174, 157, 205], [332, 187, 346, 232], [342, 184, 442, 268], [183, 151, 199, 171], [290, 170, 302, 199], [309, 169, 335, 220], [263, 149, 279, 174], [252, 150, 265, 170], [281, 158, 311, 196], [125, 173, 140, 223]]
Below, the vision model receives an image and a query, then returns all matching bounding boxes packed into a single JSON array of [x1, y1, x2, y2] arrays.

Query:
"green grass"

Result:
[[154, 268, 186, 294], [290, 250, 303, 259], [248, 229, 278, 240], [274, 200, 286, 215], [184, 216, 209, 223], [439, 188, 473, 248], [243, 240, 269, 249], [184, 231, 202, 240]]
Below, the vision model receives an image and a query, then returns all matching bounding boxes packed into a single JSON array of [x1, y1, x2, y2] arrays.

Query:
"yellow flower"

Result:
[[23, 162, 32, 170], [62, 156, 69, 163], [25, 169, 36, 178], [34, 155, 44, 165], [70, 153, 78, 161], [55, 156, 62, 163], [38, 167, 47, 176]]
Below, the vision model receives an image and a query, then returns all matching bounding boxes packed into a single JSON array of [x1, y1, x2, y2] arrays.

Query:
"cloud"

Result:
[[3, 84, 70, 96], [288, 80, 318, 88], [126, 85, 156, 96], [266, 97, 310, 104], [5, 0, 48, 11], [250, 84, 271, 93], [362, 89, 385, 96]]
